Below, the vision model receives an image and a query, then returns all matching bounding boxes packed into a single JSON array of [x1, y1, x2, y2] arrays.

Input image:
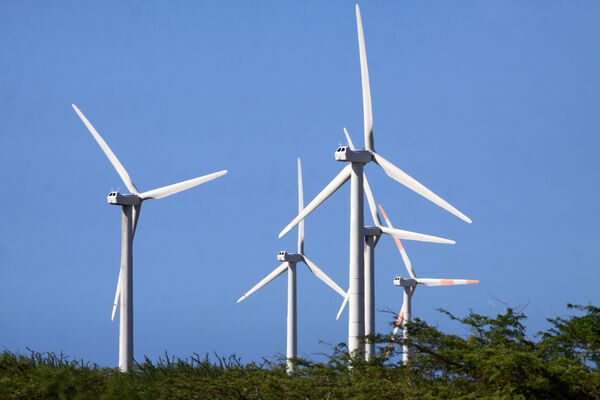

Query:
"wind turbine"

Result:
[[279, 5, 471, 357], [72, 104, 228, 372], [237, 158, 346, 374], [380, 205, 478, 364]]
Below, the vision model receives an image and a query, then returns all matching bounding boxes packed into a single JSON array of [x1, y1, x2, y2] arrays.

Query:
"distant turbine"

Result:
[[380, 205, 478, 364], [279, 5, 470, 358], [237, 158, 346, 374], [72, 104, 227, 372]]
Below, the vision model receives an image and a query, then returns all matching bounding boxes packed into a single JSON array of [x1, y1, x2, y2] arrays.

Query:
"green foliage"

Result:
[[1, 304, 599, 399], [383, 306, 600, 400], [539, 304, 600, 369]]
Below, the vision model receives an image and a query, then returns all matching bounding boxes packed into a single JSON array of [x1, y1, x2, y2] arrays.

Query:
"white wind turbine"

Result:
[[237, 158, 347, 374], [72, 104, 228, 372], [279, 5, 471, 357], [379, 205, 478, 364]]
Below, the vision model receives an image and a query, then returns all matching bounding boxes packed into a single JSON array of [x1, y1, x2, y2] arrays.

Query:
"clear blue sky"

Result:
[[1, 1, 599, 367]]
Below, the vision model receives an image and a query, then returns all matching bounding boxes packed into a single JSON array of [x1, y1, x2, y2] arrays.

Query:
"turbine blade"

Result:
[[113, 207, 131, 321], [139, 170, 227, 200], [298, 158, 304, 254], [378, 204, 415, 278], [72, 104, 139, 194], [111, 267, 122, 321], [385, 305, 405, 359], [372, 152, 472, 224], [336, 291, 350, 320], [236, 263, 289, 303], [302, 255, 346, 298], [355, 5, 374, 151], [131, 204, 142, 239], [363, 173, 382, 226], [416, 278, 479, 287], [343, 127, 355, 150], [279, 165, 352, 238], [380, 226, 455, 244], [391, 309, 405, 337]]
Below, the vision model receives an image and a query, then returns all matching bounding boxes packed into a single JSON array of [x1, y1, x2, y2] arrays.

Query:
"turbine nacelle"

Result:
[[334, 146, 372, 163], [393, 276, 417, 288], [107, 192, 141, 206], [277, 251, 303, 263]]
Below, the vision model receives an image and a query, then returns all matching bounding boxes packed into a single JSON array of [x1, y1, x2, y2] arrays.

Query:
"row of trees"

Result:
[[1, 303, 599, 399]]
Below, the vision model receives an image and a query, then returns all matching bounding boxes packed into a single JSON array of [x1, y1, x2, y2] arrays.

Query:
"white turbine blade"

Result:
[[72, 104, 139, 194], [336, 291, 350, 320], [363, 173, 382, 226], [298, 158, 304, 254], [139, 170, 227, 200], [236, 263, 289, 303], [131, 204, 141, 239], [302, 255, 347, 298], [371, 152, 472, 224], [343, 127, 355, 150], [380, 226, 455, 245], [111, 267, 122, 321], [355, 5, 374, 151], [279, 165, 352, 238], [416, 278, 479, 287], [378, 204, 415, 278]]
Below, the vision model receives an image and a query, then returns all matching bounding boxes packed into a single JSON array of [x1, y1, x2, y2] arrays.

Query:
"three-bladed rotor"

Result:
[[381, 205, 478, 360], [237, 158, 346, 304], [72, 104, 228, 320], [279, 5, 471, 243]]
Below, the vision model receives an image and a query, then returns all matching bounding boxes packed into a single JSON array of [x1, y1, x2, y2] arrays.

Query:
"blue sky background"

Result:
[[1, 1, 599, 367]]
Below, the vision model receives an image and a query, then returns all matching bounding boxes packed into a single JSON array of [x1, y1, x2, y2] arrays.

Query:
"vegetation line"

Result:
[[1, 303, 599, 399]]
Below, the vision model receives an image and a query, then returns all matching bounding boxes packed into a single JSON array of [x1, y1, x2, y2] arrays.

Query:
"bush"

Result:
[[1, 304, 599, 399]]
